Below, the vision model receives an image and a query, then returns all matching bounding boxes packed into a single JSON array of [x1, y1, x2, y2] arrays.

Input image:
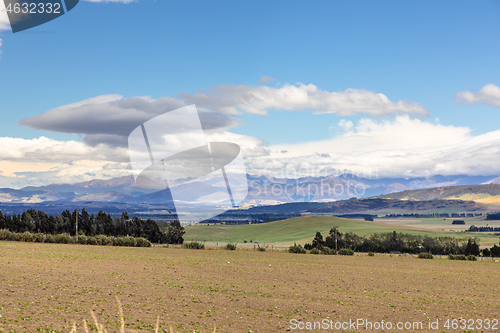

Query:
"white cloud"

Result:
[[0, 136, 132, 188], [5, 115, 500, 187], [181, 83, 429, 116], [337, 119, 354, 132], [0, 1, 9, 31], [21, 84, 427, 147], [456, 83, 500, 108], [16, 84, 500, 188], [0, 1, 9, 54], [249, 116, 500, 179], [0, 136, 129, 163], [259, 76, 277, 83], [19, 94, 239, 147], [0, 132, 267, 188]]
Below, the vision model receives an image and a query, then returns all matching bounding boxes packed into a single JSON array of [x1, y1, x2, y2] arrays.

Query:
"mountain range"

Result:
[[1, 174, 500, 207]]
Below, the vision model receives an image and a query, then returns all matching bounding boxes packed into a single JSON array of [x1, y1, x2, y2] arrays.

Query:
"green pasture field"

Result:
[[184, 215, 500, 247]]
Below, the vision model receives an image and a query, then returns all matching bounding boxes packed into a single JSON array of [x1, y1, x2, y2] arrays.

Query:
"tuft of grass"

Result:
[[225, 243, 237, 250], [256, 244, 266, 251], [68, 296, 216, 333]]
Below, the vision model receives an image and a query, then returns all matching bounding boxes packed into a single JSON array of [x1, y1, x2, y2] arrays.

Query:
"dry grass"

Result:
[[68, 297, 215, 333]]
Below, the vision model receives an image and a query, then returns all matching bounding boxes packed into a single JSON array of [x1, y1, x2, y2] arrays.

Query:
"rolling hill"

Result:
[[184, 215, 400, 243], [376, 184, 500, 201], [184, 215, 495, 245]]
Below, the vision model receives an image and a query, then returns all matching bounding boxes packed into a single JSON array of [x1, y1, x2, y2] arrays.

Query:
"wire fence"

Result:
[[155, 243, 500, 261]]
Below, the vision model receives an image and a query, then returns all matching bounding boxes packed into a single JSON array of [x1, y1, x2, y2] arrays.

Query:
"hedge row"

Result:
[[291, 245, 355, 255], [0, 229, 151, 247], [448, 254, 477, 261]]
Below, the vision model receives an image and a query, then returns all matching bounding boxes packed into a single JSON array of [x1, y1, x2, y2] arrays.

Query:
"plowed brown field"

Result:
[[0, 242, 498, 332]]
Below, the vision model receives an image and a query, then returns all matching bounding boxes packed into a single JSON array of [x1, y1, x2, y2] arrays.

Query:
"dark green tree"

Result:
[[0, 211, 5, 229], [312, 231, 324, 249], [325, 227, 344, 250], [166, 220, 185, 244]]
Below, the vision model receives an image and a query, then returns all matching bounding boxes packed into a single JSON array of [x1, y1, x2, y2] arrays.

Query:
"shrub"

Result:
[[418, 252, 433, 259], [135, 237, 152, 247], [368, 252, 375, 256], [45, 234, 55, 243], [77, 235, 88, 245], [256, 244, 266, 251], [321, 247, 336, 255], [338, 248, 354, 256], [225, 243, 237, 250], [54, 233, 73, 244], [0, 229, 12, 241], [20, 232, 33, 242], [34, 233, 46, 243], [104, 236, 115, 246], [184, 241, 205, 249], [112, 237, 123, 246], [124, 236, 137, 247], [310, 248, 320, 255], [467, 255, 477, 261], [449, 254, 467, 260], [0, 229, 7, 240], [88, 236, 98, 245], [96, 235, 113, 246], [288, 243, 306, 254], [12, 232, 22, 242], [304, 243, 313, 251]]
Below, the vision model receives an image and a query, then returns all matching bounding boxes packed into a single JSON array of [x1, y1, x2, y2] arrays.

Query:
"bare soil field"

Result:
[[0, 241, 498, 332]]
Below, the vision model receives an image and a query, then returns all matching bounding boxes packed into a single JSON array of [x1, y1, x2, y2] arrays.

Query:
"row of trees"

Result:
[[305, 228, 500, 257], [384, 213, 482, 218], [486, 212, 500, 220], [468, 225, 500, 232], [0, 209, 184, 244]]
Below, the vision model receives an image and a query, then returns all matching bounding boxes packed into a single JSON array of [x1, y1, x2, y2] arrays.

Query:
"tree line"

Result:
[[304, 228, 500, 257], [486, 212, 500, 220], [383, 213, 482, 218], [0, 209, 184, 244], [467, 225, 500, 232]]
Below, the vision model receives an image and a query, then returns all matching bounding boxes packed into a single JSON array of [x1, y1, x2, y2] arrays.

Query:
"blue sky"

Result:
[[0, 0, 500, 187]]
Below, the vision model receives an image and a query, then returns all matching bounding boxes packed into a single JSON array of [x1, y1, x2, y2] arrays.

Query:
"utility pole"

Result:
[[335, 227, 338, 251], [75, 209, 78, 236]]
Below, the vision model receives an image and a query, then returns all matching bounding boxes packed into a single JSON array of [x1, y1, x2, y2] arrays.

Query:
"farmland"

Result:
[[184, 215, 500, 247], [0, 241, 498, 332]]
